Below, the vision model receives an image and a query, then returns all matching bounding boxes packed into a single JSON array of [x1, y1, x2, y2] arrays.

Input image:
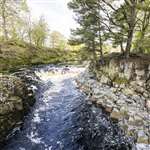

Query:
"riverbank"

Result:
[[76, 53, 150, 149], [0, 69, 39, 144], [2, 66, 133, 150], [1, 62, 150, 149], [0, 41, 83, 73]]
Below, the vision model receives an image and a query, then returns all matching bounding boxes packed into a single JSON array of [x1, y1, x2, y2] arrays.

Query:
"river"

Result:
[[2, 66, 132, 150]]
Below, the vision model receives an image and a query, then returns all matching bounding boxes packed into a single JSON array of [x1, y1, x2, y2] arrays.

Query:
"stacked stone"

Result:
[[77, 58, 150, 146]]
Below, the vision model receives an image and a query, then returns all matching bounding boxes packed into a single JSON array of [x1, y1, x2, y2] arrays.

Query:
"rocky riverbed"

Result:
[[0, 65, 136, 150], [76, 55, 150, 150], [0, 69, 39, 144]]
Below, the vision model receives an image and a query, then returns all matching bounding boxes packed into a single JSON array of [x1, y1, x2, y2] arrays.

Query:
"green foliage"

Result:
[[69, 0, 150, 57], [50, 31, 67, 50], [133, 28, 150, 53], [0, 0, 149, 74], [68, 0, 105, 61], [0, 0, 29, 40], [0, 40, 85, 72], [113, 76, 129, 85], [0, 0, 87, 72], [133, 0, 150, 53], [31, 16, 49, 47]]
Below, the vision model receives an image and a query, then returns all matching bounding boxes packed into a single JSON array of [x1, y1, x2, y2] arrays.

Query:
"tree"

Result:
[[0, 0, 28, 41], [50, 31, 67, 50], [69, 0, 150, 59], [124, 0, 138, 57], [100, 0, 147, 57], [68, 0, 105, 63], [31, 16, 49, 47], [134, 0, 150, 52], [1, 0, 8, 40]]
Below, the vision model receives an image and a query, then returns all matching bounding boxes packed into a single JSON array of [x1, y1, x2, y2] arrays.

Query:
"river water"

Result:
[[2, 66, 132, 150]]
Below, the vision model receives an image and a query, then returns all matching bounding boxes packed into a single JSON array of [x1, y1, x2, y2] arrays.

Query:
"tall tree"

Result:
[[0, 0, 28, 41], [134, 0, 150, 52], [124, 0, 138, 57], [100, 0, 145, 57], [50, 31, 66, 50], [1, 0, 8, 40], [68, 0, 105, 63], [31, 16, 49, 47]]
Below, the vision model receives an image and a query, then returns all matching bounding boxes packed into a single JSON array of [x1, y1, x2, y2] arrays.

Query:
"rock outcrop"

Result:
[[77, 54, 150, 148], [0, 74, 36, 143]]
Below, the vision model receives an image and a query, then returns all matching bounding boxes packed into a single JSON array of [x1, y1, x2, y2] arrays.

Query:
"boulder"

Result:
[[146, 99, 150, 111], [122, 88, 135, 96], [105, 105, 113, 113], [0, 75, 36, 143], [77, 55, 150, 145], [137, 130, 149, 144], [110, 108, 122, 120]]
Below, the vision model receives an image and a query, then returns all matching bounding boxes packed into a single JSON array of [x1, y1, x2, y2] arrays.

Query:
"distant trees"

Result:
[[0, 0, 67, 49], [1, 0, 8, 40], [0, 0, 48, 48], [0, 0, 149, 56], [31, 16, 49, 47], [68, 0, 150, 59], [0, 0, 28, 41], [50, 31, 67, 50]]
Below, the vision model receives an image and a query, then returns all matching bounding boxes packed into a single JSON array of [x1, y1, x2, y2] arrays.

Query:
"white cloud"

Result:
[[27, 0, 77, 38]]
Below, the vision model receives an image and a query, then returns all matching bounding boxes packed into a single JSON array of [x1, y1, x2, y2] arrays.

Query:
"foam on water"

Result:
[[2, 66, 134, 150]]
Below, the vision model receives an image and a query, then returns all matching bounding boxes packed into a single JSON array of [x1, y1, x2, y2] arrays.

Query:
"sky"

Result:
[[27, 0, 77, 38]]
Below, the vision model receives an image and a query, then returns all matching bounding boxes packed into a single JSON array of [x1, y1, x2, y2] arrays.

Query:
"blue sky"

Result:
[[27, 0, 77, 38]]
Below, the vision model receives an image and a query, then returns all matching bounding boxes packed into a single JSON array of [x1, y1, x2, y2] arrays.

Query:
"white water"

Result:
[[2, 66, 149, 150]]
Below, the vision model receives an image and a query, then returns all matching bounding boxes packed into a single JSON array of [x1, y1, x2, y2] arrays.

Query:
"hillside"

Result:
[[0, 41, 78, 72]]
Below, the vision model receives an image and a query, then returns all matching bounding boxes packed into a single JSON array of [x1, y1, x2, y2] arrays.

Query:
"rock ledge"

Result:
[[77, 55, 150, 147], [0, 74, 36, 143]]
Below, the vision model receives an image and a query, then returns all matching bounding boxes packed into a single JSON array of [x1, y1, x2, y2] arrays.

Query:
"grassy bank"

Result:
[[0, 40, 82, 73]]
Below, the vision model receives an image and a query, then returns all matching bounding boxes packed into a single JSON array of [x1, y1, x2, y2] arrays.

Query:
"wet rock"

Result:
[[134, 116, 144, 126], [96, 99, 103, 107], [137, 130, 149, 144], [128, 116, 135, 125], [135, 70, 145, 77], [77, 57, 150, 147], [77, 55, 150, 147], [93, 88, 100, 95], [0, 74, 36, 143], [89, 97, 97, 104], [105, 105, 113, 113], [110, 108, 122, 120], [122, 88, 135, 96], [146, 99, 150, 110]]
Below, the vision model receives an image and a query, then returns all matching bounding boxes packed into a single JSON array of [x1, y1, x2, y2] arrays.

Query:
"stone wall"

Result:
[[77, 55, 150, 147], [0, 74, 36, 143]]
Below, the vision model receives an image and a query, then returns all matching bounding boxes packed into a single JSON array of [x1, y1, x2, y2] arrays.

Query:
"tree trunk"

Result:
[[120, 42, 124, 54], [2, 0, 8, 41], [28, 15, 32, 45], [125, 0, 137, 58], [136, 11, 150, 52], [98, 22, 104, 64], [136, 32, 145, 53], [97, 2, 104, 65], [125, 28, 134, 57], [92, 39, 97, 64]]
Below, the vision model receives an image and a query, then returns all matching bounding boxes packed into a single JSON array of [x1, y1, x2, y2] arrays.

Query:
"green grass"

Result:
[[113, 76, 129, 85], [0, 40, 82, 72]]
